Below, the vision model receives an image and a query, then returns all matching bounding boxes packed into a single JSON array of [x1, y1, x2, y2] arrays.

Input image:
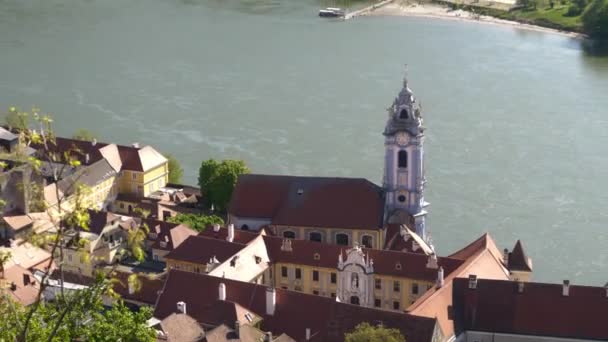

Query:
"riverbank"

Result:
[[368, 1, 584, 37]]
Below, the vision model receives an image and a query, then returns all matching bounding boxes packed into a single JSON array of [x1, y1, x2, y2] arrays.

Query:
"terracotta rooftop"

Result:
[[198, 226, 259, 245], [452, 278, 608, 340], [508, 240, 532, 272], [35, 137, 166, 172], [1, 265, 39, 306], [263, 235, 463, 281], [2, 211, 33, 231], [158, 313, 205, 342], [229, 174, 385, 230], [406, 233, 510, 337], [164, 236, 246, 265], [154, 270, 441, 342], [111, 271, 166, 306]]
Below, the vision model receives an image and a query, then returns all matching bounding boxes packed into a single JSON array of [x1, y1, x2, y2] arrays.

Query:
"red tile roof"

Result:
[[111, 271, 166, 306], [197, 227, 259, 245], [164, 236, 246, 265], [229, 174, 385, 230], [263, 236, 463, 281], [453, 278, 608, 340], [508, 240, 532, 272], [36, 137, 164, 172], [154, 270, 441, 342], [407, 233, 510, 337]]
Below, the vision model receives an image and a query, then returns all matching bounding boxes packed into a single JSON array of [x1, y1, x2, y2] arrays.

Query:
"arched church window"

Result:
[[361, 235, 373, 249], [283, 231, 296, 239], [398, 150, 408, 168], [400, 108, 408, 119], [309, 232, 322, 243], [398, 195, 406, 203], [336, 233, 349, 246]]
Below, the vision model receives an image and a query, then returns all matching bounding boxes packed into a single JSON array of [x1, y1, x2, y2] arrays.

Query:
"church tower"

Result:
[[383, 75, 430, 241]]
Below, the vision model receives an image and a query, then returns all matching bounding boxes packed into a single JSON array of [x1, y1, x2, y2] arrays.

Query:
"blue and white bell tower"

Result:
[[382, 75, 430, 242]]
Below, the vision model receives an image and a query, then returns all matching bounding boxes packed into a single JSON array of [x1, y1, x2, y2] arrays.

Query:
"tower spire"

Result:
[[382, 70, 430, 242]]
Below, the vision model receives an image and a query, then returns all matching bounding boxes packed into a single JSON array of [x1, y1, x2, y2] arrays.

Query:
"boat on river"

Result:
[[319, 7, 345, 18]]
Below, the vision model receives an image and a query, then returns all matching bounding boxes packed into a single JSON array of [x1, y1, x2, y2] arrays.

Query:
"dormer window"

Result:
[[395, 262, 402, 270], [314, 253, 320, 260], [399, 108, 408, 119]]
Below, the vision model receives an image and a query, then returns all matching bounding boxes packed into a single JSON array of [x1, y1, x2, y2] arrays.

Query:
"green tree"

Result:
[[165, 153, 184, 184], [72, 128, 98, 142], [0, 281, 155, 341], [345, 323, 405, 342], [198, 159, 249, 211], [166, 213, 224, 231], [0, 107, 155, 341], [582, 0, 608, 37]]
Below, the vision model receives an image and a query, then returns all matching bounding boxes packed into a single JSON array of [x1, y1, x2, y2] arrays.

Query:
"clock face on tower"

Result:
[[396, 132, 408, 146]]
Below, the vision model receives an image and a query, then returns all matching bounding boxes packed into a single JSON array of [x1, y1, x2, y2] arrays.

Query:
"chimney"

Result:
[[219, 282, 226, 301], [436, 267, 444, 288], [213, 224, 220, 232], [226, 224, 234, 242], [234, 320, 240, 338], [305, 328, 311, 340], [91, 138, 97, 146], [265, 332, 273, 342], [426, 253, 438, 269], [517, 281, 524, 293], [468, 275, 478, 289], [503, 248, 509, 268], [177, 301, 186, 314], [132, 142, 140, 149], [563, 280, 570, 296], [266, 287, 276, 316], [128, 280, 134, 295], [85, 153, 90, 164], [23, 273, 30, 286]]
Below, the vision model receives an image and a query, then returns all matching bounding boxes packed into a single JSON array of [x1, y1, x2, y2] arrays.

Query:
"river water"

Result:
[[1, 0, 608, 285]]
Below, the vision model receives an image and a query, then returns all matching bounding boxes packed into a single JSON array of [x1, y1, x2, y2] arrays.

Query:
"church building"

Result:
[[228, 75, 432, 248]]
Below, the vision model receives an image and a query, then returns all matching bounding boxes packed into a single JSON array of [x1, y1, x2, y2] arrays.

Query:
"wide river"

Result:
[[1, 0, 608, 285]]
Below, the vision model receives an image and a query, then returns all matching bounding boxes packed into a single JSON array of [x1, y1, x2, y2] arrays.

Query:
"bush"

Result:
[[566, 4, 583, 16]]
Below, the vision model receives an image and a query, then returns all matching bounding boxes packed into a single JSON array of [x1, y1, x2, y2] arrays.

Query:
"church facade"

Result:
[[228, 75, 432, 247]]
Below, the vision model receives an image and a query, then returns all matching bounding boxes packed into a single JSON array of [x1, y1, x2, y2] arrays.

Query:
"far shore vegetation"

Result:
[[436, 0, 608, 38]]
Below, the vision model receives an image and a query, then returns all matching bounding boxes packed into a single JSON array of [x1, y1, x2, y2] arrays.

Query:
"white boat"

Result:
[[319, 7, 345, 18]]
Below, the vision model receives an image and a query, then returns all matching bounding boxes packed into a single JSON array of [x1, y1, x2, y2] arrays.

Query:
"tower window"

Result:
[[398, 150, 408, 168], [400, 109, 408, 119], [398, 195, 406, 203]]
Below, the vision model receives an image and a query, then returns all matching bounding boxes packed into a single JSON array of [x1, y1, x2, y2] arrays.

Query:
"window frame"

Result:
[[335, 233, 349, 246]]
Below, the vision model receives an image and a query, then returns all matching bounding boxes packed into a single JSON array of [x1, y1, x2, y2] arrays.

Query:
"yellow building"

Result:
[[41, 138, 168, 215], [164, 225, 464, 313]]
